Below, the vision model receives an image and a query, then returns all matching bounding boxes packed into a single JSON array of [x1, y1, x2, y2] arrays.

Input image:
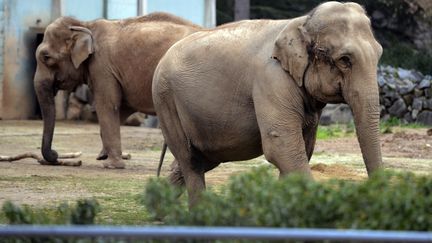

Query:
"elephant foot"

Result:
[[96, 151, 108, 160], [103, 160, 126, 169], [97, 151, 131, 160]]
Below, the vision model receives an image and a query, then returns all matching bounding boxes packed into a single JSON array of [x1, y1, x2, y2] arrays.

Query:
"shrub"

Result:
[[143, 167, 432, 231], [2, 198, 100, 225]]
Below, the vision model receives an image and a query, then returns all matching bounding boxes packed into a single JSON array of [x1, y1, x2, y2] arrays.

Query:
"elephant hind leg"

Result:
[[169, 159, 185, 187], [169, 157, 220, 188], [155, 96, 206, 207]]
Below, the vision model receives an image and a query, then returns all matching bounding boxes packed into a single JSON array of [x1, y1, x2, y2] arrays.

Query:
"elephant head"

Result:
[[272, 2, 383, 174], [34, 17, 93, 163]]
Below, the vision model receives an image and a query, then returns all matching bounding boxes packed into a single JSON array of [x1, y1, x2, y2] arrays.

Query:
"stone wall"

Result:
[[379, 66, 432, 125], [321, 65, 432, 126]]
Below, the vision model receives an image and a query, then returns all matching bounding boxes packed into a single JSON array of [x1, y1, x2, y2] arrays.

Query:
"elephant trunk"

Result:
[[34, 72, 58, 163], [345, 77, 383, 175]]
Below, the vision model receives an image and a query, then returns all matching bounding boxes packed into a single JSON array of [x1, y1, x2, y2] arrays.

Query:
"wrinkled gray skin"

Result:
[[34, 13, 200, 168], [153, 2, 383, 206]]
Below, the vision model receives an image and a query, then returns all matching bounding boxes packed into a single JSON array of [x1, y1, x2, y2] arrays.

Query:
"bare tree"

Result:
[[234, 0, 250, 21]]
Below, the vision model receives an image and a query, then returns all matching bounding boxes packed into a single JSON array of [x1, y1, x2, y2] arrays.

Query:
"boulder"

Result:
[[417, 76, 431, 89], [424, 98, 432, 110], [388, 98, 407, 118], [412, 97, 424, 110], [124, 112, 146, 126], [319, 104, 353, 125], [417, 111, 432, 125]]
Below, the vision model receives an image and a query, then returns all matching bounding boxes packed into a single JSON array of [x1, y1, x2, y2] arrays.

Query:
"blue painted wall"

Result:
[[63, 0, 104, 21], [2, 0, 51, 119], [147, 0, 205, 25], [107, 0, 138, 19]]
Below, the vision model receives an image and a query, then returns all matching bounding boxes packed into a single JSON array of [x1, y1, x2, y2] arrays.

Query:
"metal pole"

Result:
[[0, 226, 431, 242]]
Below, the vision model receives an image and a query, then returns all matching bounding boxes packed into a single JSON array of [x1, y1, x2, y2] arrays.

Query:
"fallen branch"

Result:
[[0, 152, 82, 166]]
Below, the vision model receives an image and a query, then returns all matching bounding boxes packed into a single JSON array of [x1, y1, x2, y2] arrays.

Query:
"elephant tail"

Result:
[[157, 142, 168, 177], [156, 142, 186, 187]]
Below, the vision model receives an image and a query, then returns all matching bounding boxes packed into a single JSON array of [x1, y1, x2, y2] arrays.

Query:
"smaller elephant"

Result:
[[153, 1, 383, 206], [34, 13, 201, 168]]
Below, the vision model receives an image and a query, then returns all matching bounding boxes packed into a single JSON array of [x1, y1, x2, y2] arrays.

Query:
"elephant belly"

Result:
[[178, 103, 263, 163]]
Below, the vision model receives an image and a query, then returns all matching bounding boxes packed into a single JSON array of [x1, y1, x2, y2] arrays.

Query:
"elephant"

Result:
[[34, 12, 201, 168], [152, 1, 383, 206]]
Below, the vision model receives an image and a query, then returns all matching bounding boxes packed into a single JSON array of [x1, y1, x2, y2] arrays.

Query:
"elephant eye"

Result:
[[337, 55, 352, 69], [43, 54, 51, 62], [40, 51, 56, 66]]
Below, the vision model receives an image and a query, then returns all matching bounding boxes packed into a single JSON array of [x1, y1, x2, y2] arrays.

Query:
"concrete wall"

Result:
[[2, 0, 51, 119], [0, 0, 4, 118]]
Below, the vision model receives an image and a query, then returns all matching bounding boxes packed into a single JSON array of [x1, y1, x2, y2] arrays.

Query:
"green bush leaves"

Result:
[[2, 198, 100, 225], [143, 167, 432, 231]]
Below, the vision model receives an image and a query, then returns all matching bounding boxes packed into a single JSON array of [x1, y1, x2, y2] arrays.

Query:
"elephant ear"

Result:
[[272, 17, 310, 87], [69, 26, 94, 69]]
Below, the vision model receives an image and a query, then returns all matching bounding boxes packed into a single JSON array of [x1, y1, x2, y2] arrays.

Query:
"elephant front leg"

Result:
[[96, 108, 125, 169], [260, 126, 312, 177], [303, 112, 321, 161], [93, 90, 125, 169], [96, 107, 134, 161], [253, 80, 311, 177]]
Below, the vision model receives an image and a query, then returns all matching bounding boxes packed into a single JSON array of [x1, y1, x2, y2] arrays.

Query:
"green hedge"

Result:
[[143, 167, 432, 231], [2, 198, 99, 225]]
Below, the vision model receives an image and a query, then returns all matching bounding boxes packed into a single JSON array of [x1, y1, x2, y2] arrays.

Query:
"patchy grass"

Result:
[[0, 175, 153, 225], [316, 123, 355, 140], [380, 117, 428, 134]]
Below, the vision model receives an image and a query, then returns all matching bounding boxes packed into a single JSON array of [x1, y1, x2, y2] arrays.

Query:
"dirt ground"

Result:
[[0, 120, 431, 206]]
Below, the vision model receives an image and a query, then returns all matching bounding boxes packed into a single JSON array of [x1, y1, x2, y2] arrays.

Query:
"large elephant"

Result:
[[34, 13, 201, 168], [153, 2, 383, 205]]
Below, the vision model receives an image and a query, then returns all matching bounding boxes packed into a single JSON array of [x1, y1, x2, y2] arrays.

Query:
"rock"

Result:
[[382, 97, 392, 107], [386, 81, 396, 90], [411, 70, 424, 82], [414, 88, 424, 97], [319, 104, 353, 125], [81, 104, 98, 122], [424, 98, 432, 110], [144, 115, 159, 128], [383, 89, 400, 101], [381, 113, 390, 121], [377, 75, 386, 87], [417, 111, 432, 126], [425, 87, 432, 98], [412, 97, 424, 110], [74, 84, 91, 103], [124, 112, 146, 126], [397, 68, 416, 81], [388, 98, 407, 118], [411, 109, 420, 120], [66, 96, 83, 120], [417, 77, 431, 89], [402, 94, 413, 106], [397, 79, 415, 95], [403, 112, 414, 123], [380, 105, 386, 117]]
